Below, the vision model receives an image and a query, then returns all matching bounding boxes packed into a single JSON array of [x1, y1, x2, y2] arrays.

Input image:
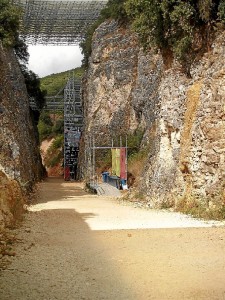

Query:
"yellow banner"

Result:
[[111, 148, 121, 177]]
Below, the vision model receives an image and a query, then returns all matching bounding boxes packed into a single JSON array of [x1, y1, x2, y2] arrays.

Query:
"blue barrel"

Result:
[[102, 172, 109, 182]]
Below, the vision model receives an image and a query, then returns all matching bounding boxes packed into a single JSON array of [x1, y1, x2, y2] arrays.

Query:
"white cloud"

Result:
[[28, 45, 83, 78]]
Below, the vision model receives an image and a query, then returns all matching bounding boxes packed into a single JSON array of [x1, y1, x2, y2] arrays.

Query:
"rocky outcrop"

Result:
[[82, 20, 225, 207], [143, 33, 225, 206], [0, 43, 44, 229]]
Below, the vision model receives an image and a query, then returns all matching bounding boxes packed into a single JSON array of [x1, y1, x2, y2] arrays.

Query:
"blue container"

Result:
[[102, 172, 109, 183], [108, 175, 120, 189]]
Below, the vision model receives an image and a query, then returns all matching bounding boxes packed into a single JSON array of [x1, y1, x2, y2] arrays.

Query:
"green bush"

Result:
[[218, 0, 225, 22], [20, 65, 46, 109], [39, 112, 53, 126], [0, 0, 20, 46], [0, 0, 30, 64], [126, 129, 145, 158], [52, 119, 64, 135], [101, 0, 127, 21], [80, 0, 225, 71], [125, 0, 225, 73], [38, 120, 52, 141], [45, 135, 64, 168], [51, 135, 64, 150], [40, 67, 84, 96]]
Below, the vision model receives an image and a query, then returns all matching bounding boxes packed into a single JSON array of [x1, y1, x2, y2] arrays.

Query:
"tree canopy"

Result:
[[0, 0, 29, 64], [0, 0, 20, 46]]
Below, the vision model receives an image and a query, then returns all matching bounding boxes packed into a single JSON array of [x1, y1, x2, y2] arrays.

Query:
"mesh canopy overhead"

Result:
[[13, 0, 108, 45]]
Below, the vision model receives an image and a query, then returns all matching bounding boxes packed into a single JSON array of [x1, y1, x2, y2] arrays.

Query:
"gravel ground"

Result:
[[0, 177, 225, 300]]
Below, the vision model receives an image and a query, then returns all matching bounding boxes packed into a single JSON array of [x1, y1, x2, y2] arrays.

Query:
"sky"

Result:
[[28, 45, 83, 78]]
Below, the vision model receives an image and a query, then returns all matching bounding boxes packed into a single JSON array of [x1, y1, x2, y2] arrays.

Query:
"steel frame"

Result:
[[29, 96, 64, 110], [84, 136, 128, 188], [30, 77, 83, 181], [63, 77, 82, 180], [13, 0, 108, 45]]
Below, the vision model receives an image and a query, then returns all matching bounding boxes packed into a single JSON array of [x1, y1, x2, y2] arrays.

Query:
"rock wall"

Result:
[[0, 44, 44, 229], [82, 20, 225, 206]]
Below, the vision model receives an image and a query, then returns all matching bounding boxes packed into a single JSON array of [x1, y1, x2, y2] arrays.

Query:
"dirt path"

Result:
[[0, 177, 225, 300]]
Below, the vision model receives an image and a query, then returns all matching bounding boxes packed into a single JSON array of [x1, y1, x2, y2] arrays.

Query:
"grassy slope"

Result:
[[40, 67, 84, 96]]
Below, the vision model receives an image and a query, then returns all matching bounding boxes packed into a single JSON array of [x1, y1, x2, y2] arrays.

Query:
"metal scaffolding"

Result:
[[29, 96, 64, 110], [13, 0, 108, 45], [30, 77, 83, 181], [63, 77, 82, 180], [84, 136, 128, 190]]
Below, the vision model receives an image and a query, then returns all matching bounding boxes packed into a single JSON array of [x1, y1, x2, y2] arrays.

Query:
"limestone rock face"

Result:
[[0, 44, 44, 229], [82, 20, 225, 206]]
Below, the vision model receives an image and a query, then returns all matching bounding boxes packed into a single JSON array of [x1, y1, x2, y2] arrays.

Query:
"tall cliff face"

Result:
[[0, 44, 44, 229], [82, 20, 225, 206]]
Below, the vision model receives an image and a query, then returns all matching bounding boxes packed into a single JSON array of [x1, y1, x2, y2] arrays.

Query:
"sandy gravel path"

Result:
[[0, 177, 225, 300]]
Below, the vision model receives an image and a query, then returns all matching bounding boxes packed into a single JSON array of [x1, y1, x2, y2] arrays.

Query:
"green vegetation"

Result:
[[0, 0, 45, 137], [38, 68, 85, 168], [38, 111, 65, 142], [125, 0, 225, 74], [38, 67, 84, 142], [126, 129, 145, 157], [0, 0, 20, 47], [38, 112, 54, 141], [0, 0, 29, 64], [94, 129, 145, 174], [44, 135, 64, 168], [218, 0, 225, 20], [41, 67, 84, 96], [81, 0, 225, 73], [126, 130, 149, 185], [80, 0, 127, 66], [21, 65, 46, 110]]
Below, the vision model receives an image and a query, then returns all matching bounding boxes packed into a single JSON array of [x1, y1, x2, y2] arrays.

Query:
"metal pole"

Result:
[[125, 135, 128, 181], [63, 82, 66, 180], [93, 136, 95, 186], [89, 137, 92, 185]]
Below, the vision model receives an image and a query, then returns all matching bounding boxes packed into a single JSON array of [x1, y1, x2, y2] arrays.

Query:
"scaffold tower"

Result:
[[64, 77, 82, 180], [30, 77, 82, 181], [13, 0, 108, 45]]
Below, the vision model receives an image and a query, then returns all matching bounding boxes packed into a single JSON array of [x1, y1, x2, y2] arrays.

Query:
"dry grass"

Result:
[[127, 149, 148, 184], [175, 192, 225, 220]]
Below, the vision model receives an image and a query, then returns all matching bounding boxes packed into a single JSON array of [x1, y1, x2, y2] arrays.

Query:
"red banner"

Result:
[[120, 147, 126, 180]]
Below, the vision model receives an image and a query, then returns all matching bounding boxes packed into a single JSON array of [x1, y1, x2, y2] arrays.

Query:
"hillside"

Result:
[[40, 67, 84, 96]]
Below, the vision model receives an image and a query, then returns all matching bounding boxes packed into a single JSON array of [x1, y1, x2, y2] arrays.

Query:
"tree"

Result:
[[20, 65, 46, 110], [14, 37, 29, 64], [0, 0, 29, 63], [0, 0, 20, 46]]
